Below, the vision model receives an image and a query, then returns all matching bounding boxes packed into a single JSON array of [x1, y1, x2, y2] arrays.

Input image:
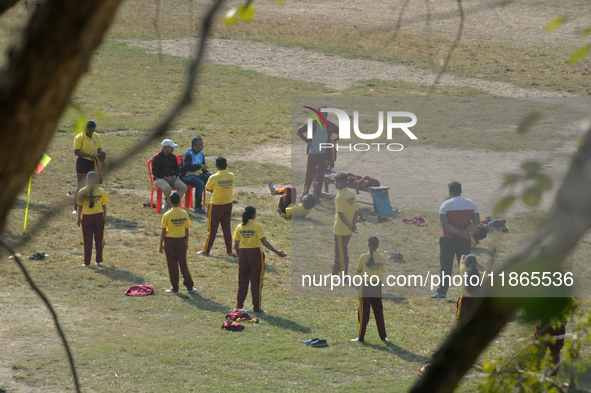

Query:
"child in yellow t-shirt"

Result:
[[269, 183, 316, 218], [76, 171, 109, 267]]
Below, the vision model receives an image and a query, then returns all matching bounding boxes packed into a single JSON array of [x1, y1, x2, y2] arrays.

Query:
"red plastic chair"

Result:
[[147, 156, 206, 213]]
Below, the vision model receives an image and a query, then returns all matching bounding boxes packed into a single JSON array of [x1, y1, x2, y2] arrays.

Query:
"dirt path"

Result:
[[125, 37, 585, 98]]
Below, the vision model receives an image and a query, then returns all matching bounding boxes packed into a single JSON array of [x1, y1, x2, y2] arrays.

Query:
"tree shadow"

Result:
[[176, 292, 231, 314], [361, 341, 431, 363], [257, 313, 311, 333], [106, 215, 139, 230], [94, 266, 145, 284], [12, 197, 48, 211]]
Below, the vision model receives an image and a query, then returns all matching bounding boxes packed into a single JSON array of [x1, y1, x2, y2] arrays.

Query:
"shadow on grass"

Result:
[[299, 217, 329, 227], [12, 197, 48, 211], [178, 292, 231, 314], [106, 215, 139, 230], [94, 266, 145, 284], [361, 341, 431, 363], [257, 313, 311, 333]]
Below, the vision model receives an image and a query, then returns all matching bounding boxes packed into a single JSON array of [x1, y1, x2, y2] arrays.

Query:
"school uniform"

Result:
[[234, 220, 266, 312], [455, 259, 483, 324], [332, 187, 358, 275], [356, 251, 387, 341], [161, 207, 194, 292], [274, 186, 311, 218], [76, 185, 108, 266], [203, 169, 235, 254], [74, 132, 102, 174]]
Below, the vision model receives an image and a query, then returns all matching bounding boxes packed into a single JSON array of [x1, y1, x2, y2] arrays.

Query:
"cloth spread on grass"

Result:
[[221, 321, 245, 331], [226, 310, 250, 321], [236, 317, 260, 323], [125, 285, 155, 296], [345, 173, 380, 194], [402, 216, 428, 226]]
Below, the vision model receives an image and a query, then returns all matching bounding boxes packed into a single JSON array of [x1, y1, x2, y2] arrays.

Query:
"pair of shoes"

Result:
[[96, 262, 102, 267], [388, 252, 405, 263], [82, 264, 90, 267], [269, 182, 277, 195], [29, 253, 45, 261], [351, 337, 365, 343], [188, 288, 197, 293], [194, 207, 206, 214], [165, 289, 179, 293], [304, 337, 320, 345], [197, 251, 210, 256], [311, 339, 328, 348], [429, 293, 446, 299], [382, 337, 390, 343]]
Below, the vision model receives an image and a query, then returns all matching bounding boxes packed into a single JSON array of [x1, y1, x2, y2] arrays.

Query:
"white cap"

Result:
[[161, 139, 177, 148]]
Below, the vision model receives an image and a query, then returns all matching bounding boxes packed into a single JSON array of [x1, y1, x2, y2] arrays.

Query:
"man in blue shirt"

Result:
[[180, 136, 211, 214]]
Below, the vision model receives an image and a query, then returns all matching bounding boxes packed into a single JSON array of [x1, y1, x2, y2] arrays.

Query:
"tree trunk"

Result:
[[0, 0, 124, 233]]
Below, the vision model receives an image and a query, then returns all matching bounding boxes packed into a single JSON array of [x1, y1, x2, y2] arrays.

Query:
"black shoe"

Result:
[[429, 293, 446, 299], [304, 338, 320, 345], [311, 339, 328, 348]]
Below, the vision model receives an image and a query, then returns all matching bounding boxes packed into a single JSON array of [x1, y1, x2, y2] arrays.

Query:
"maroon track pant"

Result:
[[302, 154, 327, 200], [164, 236, 194, 292], [275, 186, 296, 215], [81, 213, 105, 265], [236, 248, 265, 312], [332, 234, 351, 275], [203, 203, 233, 254], [358, 284, 387, 340]]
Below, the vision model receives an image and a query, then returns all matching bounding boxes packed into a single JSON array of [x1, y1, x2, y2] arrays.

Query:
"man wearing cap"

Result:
[[151, 139, 188, 213], [73, 121, 106, 214], [180, 136, 210, 214]]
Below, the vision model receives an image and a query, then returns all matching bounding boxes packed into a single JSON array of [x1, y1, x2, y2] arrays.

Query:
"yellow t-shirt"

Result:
[[333, 188, 359, 236], [161, 207, 191, 238], [356, 251, 386, 282], [233, 220, 266, 249], [459, 260, 483, 297], [76, 185, 109, 215], [74, 132, 102, 161], [205, 170, 235, 205], [282, 204, 311, 218]]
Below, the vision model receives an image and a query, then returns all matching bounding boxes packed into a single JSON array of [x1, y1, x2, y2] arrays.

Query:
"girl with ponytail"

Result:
[[233, 205, 287, 313], [352, 236, 388, 344], [76, 171, 109, 267]]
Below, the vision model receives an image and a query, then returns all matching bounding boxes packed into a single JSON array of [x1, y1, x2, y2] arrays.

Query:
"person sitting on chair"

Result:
[[151, 139, 188, 213], [180, 136, 211, 214]]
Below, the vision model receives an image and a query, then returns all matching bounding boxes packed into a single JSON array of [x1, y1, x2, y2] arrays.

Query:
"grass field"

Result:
[[1, 1, 591, 392]]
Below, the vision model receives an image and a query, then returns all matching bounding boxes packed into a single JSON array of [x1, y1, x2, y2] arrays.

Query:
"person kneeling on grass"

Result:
[[456, 254, 484, 324], [159, 192, 196, 294], [269, 183, 316, 218], [77, 171, 109, 267], [352, 236, 388, 344], [234, 206, 287, 313]]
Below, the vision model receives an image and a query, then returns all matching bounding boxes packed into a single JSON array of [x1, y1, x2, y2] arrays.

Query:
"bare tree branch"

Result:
[[409, 124, 591, 392]]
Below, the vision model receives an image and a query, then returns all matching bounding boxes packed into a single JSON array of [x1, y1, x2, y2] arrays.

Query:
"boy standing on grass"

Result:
[[200, 157, 235, 257], [332, 172, 359, 275], [159, 192, 196, 293]]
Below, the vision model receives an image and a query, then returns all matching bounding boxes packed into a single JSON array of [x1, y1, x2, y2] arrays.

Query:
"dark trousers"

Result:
[[302, 154, 327, 200], [81, 213, 105, 265], [332, 235, 351, 275], [164, 236, 194, 292], [534, 321, 566, 365], [203, 203, 233, 254], [438, 236, 471, 295], [236, 248, 265, 312], [182, 173, 210, 208], [275, 186, 296, 215], [358, 284, 387, 340]]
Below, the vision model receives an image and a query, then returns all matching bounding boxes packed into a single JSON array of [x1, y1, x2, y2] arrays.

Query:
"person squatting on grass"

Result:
[[159, 192, 196, 294], [269, 183, 316, 218], [234, 206, 287, 313], [151, 139, 188, 213], [73, 120, 106, 214], [180, 136, 211, 214], [455, 254, 484, 325], [201, 157, 235, 257], [297, 105, 339, 203], [431, 181, 480, 299], [352, 236, 388, 343], [76, 171, 109, 267], [332, 172, 359, 275]]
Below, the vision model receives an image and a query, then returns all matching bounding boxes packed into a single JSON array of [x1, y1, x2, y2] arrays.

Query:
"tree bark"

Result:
[[0, 0, 124, 233], [410, 125, 591, 392]]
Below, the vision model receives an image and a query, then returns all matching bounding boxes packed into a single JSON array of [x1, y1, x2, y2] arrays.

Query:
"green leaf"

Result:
[[546, 16, 566, 31], [222, 8, 238, 25], [522, 186, 542, 206], [521, 161, 541, 174], [237, 4, 256, 21], [494, 195, 515, 216], [517, 112, 541, 134], [502, 173, 521, 188], [72, 115, 87, 135], [569, 44, 590, 64]]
